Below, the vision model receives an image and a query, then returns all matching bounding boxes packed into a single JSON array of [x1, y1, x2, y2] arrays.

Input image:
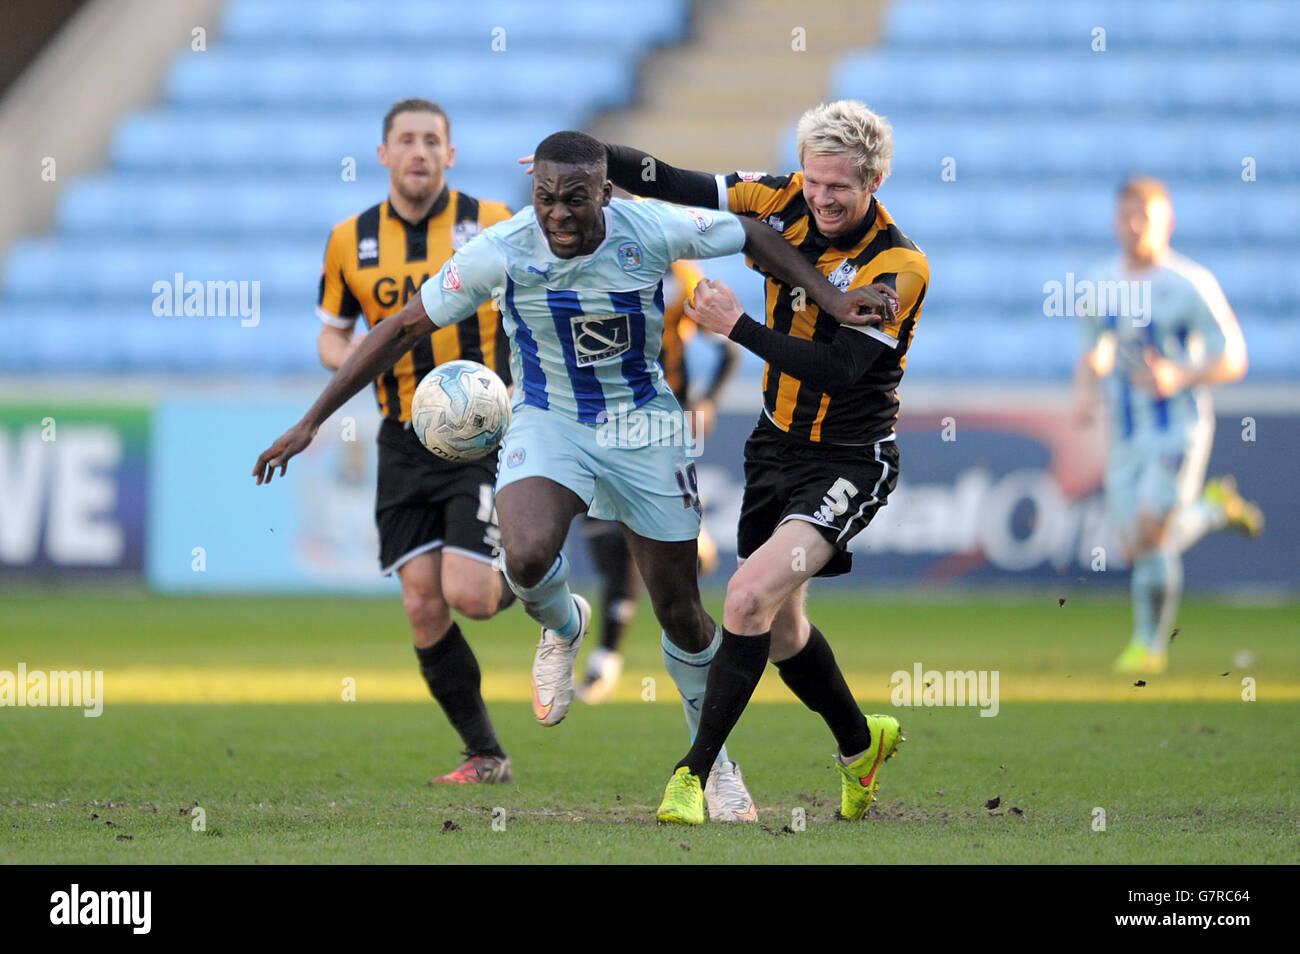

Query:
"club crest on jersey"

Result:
[[358, 237, 379, 263], [829, 261, 859, 291], [451, 221, 481, 251], [617, 242, 643, 271], [681, 208, 714, 233], [737, 171, 768, 182], [571, 313, 631, 366], [441, 261, 462, 291]]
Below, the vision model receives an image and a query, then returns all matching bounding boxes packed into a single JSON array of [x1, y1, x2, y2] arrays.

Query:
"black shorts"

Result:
[[375, 420, 501, 575], [736, 414, 899, 578]]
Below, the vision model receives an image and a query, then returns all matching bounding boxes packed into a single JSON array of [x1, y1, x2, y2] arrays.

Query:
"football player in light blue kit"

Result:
[[1075, 177, 1263, 674], [254, 131, 890, 820]]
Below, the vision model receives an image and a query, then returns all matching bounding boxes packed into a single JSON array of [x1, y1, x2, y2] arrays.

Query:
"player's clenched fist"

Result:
[[684, 278, 745, 336], [252, 421, 318, 484]]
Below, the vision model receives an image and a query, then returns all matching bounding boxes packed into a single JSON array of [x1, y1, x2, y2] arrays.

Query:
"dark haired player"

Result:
[[316, 98, 515, 784]]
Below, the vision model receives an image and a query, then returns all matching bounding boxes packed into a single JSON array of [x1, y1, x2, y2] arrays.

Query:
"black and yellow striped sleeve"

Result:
[[721, 171, 799, 218], [316, 226, 361, 329]]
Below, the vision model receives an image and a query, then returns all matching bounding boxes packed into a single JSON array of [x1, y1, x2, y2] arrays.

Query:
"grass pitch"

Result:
[[1, 590, 1296, 864]]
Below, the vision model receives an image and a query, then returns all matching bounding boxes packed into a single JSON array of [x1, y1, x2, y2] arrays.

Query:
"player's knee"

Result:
[[504, 547, 550, 590], [402, 582, 450, 632], [724, 579, 770, 632], [654, 597, 703, 647], [443, 577, 497, 621]]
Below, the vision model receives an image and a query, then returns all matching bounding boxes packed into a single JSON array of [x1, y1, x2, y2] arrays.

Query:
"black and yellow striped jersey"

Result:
[[722, 170, 928, 445], [317, 187, 513, 423]]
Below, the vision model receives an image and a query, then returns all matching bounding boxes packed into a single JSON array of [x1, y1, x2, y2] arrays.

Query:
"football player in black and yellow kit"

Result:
[[316, 99, 515, 785], [597, 100, 926, 823]]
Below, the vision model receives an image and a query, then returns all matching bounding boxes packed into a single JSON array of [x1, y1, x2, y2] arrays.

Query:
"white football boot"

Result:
[[704, 760, 758, 822], [530, 594, 590, 727]]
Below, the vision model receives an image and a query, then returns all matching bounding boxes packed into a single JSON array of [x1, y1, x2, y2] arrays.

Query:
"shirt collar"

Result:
[[385, 186, 451, 230]]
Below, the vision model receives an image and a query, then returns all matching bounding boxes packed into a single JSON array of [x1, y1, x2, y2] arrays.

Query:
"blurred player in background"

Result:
[[595, 101, 920, 824], [1075, 177, 1263, 675], [577, 256, 739, 704], [316, 98, 517, 784]]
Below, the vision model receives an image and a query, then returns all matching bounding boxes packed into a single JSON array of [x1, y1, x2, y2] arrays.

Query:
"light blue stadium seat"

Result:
[[832, 52, 1300, 114], [57, 174, 528, 238], [111, 109, 583, 176], [165, 50, 637, 111], [219, 0, 687, 51], [884, 1, 1300, 51]]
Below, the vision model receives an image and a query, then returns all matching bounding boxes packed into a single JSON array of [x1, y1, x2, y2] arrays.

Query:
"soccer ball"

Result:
[[411, 360, 511, 462]]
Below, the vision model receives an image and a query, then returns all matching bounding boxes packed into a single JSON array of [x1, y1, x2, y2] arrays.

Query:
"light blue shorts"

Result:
[[1105, 424, 1213, 541], [495, 392, 702, 542]]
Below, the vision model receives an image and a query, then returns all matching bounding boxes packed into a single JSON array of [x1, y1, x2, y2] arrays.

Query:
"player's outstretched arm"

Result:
[[252, 297, 432, 484]]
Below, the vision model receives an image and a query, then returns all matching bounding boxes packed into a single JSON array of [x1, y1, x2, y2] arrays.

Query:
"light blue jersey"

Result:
[[1079, 251, 1234, 448], [420, 198, 746, 423]]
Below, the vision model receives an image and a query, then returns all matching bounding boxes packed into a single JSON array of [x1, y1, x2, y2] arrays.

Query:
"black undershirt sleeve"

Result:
[[728, 315, 890, 395], [604, 144, 721, 209]]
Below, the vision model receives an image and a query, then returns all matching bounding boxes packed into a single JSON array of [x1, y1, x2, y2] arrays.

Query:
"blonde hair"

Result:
[[796, 100, 893, 187]]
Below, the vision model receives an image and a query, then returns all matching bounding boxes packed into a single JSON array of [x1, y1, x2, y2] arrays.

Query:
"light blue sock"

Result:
[[662, 627, 731, 766], [504, 553, 580, 640], [1131, 553, 1170, 648], [1152, 549, 1183, 654]]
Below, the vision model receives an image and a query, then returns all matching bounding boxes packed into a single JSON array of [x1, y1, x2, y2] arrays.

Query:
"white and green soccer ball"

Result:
[[411, 360, 511, 462]]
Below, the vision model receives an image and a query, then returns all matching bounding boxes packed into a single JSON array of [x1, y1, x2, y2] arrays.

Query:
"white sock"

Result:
[[661, 627, 730, 767], [1167, 500, 1227, 553]]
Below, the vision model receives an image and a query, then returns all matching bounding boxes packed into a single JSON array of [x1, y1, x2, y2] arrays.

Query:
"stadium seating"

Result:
[[816, 0, 1300, 378], [0, 0, 1295, 379]]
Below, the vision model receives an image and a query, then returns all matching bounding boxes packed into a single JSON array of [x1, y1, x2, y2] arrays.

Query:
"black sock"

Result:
[[415, 623, 505, 759], [774, 624, 870, 757], [587, 527, 637, 652], [677, 629, 771, 783]]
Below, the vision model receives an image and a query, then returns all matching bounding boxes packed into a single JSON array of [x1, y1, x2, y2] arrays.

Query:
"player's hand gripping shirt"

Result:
[[419, 198, 746, 423], [1078, 251, 1236, 445]]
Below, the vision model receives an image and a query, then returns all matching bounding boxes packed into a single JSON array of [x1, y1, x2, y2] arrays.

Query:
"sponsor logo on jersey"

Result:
[[451, 222, 481, 250], [526, 264, 551, 278], [571, 313, 631, 366], [358, 237, 379, 263], [814, 504, 836, 524], [829, 260, 859, 292], [682, 208, 714, 233], [737, 171, 768, 182], [441, 261, 461, 291], [617, 242, 643, 271], [764, 214, 785, 232]]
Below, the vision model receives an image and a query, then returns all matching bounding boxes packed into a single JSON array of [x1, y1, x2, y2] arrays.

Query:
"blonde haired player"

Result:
[[1075, 177, 1263, 674], [594, 100, 924, 823]]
